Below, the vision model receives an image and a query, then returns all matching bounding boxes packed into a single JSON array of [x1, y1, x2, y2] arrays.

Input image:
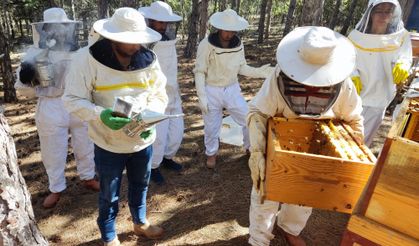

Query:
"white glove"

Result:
[[248, 151, 266, 192], [195, 73, 209, 114]]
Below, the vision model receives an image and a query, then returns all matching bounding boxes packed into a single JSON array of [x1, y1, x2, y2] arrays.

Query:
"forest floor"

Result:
[[2, 36, 390, 246]]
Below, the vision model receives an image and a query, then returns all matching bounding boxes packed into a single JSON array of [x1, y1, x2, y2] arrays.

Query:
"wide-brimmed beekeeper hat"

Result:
[[32, 8, 79, 24], [93, 7, 161, 44], [209, 9, 249, 31], [138, 1, 181, 22], [276, 26, 356, 87]]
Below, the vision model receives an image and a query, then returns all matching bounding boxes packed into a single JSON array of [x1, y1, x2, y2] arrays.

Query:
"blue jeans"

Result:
[[94, 145, 152, 242]]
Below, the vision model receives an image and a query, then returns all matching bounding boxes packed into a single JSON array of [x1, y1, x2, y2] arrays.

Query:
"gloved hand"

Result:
[[198, 96, 209, 115], [19, 62, 37, 85], [100, 108, 131, 130], [248, 151, 266, 192], [195, 73, 209, 114], [351, 76, 362, 95], [140, 128, 155, 140], [392, 62, 409, 85]]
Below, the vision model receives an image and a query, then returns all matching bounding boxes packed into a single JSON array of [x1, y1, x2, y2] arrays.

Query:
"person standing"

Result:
[[349, 0, 412, 146], [247, 26, 364, 246], [14, 7, 99, 209], [139, 1, 184, 185], [63, 8, 167, 246], [193, 9, 273, 168]]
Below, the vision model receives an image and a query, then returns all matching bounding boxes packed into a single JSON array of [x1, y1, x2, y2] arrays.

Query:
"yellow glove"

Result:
[[248, 152, 266, 192], [351, 76, 362, 95], [392, 63, 409, 85]]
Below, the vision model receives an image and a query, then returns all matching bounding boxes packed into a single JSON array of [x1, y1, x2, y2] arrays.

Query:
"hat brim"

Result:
[[138, 7, 182, 22], [93, 19, 162, 44], [209, 12, 249, 31], [277, 27, 356, 87], [31, 20, 80, 25]]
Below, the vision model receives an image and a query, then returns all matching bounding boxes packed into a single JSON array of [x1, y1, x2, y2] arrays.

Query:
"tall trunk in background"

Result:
[[184, 0, 200, 58], [231, 0, 236, 11], [98, 0, 109, 19], [0, 114, 48, 245], [283, 0, 297, 36], [236, 0, 241, 14], [398, 0, 415, 23], [299, 0, 324, 26], [340, 0, 358, 35], [264, 0, 273, 40], [122, 0, 136, 8], [257, 0, 268, 43], [198, 0, 209, 42], [0, 4, 16, 103], [329, 0, 342, 30], [71, 0, 76, 20]]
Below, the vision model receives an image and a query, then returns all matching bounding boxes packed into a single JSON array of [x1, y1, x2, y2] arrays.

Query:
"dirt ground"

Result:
[[3, 38, 390, 246]]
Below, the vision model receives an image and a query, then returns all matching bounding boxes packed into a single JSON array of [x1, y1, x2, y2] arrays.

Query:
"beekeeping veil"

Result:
[[276, 26, 356, 117], [138, 1, 182, 41], [355, 0, 404, 34], [31, 8, 81, 51]]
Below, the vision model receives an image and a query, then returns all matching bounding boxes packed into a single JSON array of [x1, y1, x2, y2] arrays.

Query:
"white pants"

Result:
[[362, 106, 386, 147], [151, 104, 184, 169], [248, 188, 312, 246], [36, 97, 95, 193], [203, 82, 250, 156]]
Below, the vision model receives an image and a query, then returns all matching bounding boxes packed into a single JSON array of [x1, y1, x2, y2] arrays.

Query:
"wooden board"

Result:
[[342, 215, 419, 246], [265, 118, 375, 214], [364, 138, 419, 239]]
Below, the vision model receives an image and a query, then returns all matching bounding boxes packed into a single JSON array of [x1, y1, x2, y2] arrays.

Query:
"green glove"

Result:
[[140, 128, 155, 140], [351, 76, 362, 95], [392, 62, 409, 85], [100, 108, 131, 130]]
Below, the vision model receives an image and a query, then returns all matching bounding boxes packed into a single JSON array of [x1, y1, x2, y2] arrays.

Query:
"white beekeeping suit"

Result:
[[14, 8, 98, 209], [193, 9, 274, 168], [348, 0, 412, 146], [248, 27, 363, 246], [139, 1, 184, 184]]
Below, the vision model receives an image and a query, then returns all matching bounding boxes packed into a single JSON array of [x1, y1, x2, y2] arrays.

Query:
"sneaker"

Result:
[[104, 237, 120, 246], [83, 179, 100, 192], [161, 158, 183, 171], [133, 221, 164, 239], [42, 192, 61, 209], [206, 155, 216, 169], [151, 168, 165, 185]]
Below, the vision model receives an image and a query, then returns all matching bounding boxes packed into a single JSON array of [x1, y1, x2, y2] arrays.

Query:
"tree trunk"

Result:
[[122, 0, 136, 8], [264, 0, 273, 40], [299, 0, 324, 26], [184, 0, 200, 58], [0, 11, 17, 103], [398, 0, 415, 23], [70, 0, 76, 20], [198, 0, 209, 42], [231, 0, 236, 11], [236, 0, 241, 14], [340, 0, 358, 35], [0, 114, 48, 245], [98, 0, 109, 19], [283, 0, 297, 36], [329, 0, 342, 30], [258, 0, 268, 44]]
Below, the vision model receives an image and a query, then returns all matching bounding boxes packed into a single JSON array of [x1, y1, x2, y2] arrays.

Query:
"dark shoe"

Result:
[[133, 221, 164, 239], [161, 158, 183, 171], [43, 192, 61, 208], [206, 155, 216, 169], [83, 179, 100, 192], [279, 227, 306, 246], [151, 168, 165, 185]]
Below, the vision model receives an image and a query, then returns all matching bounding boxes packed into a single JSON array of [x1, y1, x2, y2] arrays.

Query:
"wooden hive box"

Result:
[[265, 117, 376, 214], [341, 97, 419, 246]]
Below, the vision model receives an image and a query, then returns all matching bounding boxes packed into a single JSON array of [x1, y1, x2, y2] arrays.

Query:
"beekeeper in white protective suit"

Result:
[[247, 26, 364, 246], [348, 0, 412, 146], [193, 9, 273, 169], [139, 1, 184, 185], [14, 8, 99, 209], [63, 8, 167, 245]]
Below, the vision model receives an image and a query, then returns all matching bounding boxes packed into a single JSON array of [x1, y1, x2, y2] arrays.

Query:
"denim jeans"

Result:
[[94, 144, 152, 242]]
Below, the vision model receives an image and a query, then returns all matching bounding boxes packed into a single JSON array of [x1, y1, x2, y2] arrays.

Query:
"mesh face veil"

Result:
[[355, 0, 404, 34], [32, 22, 81, 51], [277, 72, 342, 117]]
